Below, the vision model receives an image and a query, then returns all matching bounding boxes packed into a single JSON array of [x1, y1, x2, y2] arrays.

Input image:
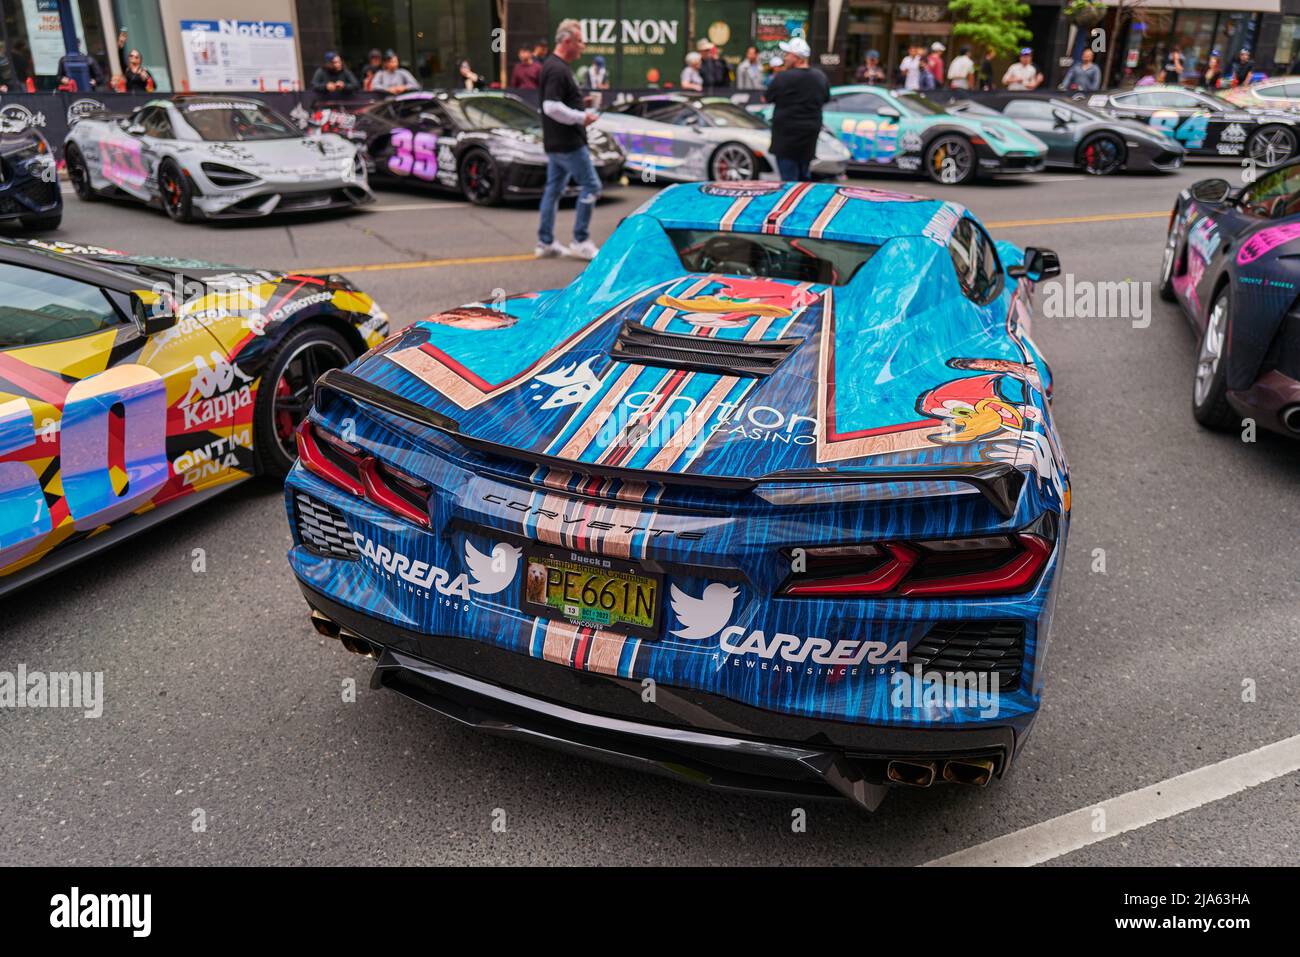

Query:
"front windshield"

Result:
[[700, 102, 768, 129], [180, 102, 299, 141], [896, 92, 948, 115], [444, 95, 540, 132]]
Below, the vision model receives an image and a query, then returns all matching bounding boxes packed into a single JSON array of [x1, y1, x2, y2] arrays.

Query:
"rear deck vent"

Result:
[[609, 320, 801, 378]]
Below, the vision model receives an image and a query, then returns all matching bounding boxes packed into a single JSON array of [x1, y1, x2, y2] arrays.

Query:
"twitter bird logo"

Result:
[[464, 541, 522, 595], [670, 582, 739, 640]]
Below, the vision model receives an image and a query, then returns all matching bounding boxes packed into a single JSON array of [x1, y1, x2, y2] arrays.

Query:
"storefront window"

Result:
[[1276, 16, 1300, 74], [331, 0, 497, 88], [113, 0, 171, 91], [2, 0, 111, 90], [1173, 11, 1218, 81]]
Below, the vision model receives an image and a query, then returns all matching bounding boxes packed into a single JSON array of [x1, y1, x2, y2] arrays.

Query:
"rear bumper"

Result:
[[1228, 369, 1300, 438], [300, 582, 1022, 812]]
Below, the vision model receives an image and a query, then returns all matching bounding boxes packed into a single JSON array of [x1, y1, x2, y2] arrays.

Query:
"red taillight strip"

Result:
[[900, 534, 1051, 597], [296, 420, 364, 497], [296, 420, 430, 528], [782, 543, 918, 597], [358, 457, 431, 527]]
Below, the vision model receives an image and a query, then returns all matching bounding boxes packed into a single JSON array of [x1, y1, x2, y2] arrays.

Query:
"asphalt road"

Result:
[[1, 164, 1298, 866]]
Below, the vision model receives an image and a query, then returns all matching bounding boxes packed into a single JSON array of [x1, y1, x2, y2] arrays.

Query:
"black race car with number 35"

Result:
[[1160, 167, 1300, 437], [316, 90, 625, 205], [0, 238, 389, 598]]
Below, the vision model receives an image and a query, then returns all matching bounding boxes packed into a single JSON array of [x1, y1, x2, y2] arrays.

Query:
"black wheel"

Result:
[[709, 142, 758, 181], [1078, 132, 1125, 175], [254, 325, 355, 477], [1191, 289, 1236, 431], [459, 150, 502, 205], [18, 211, 61, 231], [1247, 125, 1297, 167], [65, 144, 96, 201], [924, 134, 976, 185], [157, 159, 194, 222], [1158, 215, 1180, 302]]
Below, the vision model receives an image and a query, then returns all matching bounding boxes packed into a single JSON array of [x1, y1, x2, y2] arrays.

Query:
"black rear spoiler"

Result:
[[313, 368, 1025, 517]]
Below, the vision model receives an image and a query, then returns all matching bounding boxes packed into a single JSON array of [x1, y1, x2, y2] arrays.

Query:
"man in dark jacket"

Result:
[[699, 40, 732, 89], [764, 37, 828, 181], [311, 52, 359, 95]]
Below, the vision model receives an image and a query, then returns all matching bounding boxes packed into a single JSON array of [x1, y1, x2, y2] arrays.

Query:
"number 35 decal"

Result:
[[0, 366, 168, 567], [387, 128, 439, 181]]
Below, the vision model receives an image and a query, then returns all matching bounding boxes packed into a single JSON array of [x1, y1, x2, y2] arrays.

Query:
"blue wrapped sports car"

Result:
[[284, 180, 1071, 811]]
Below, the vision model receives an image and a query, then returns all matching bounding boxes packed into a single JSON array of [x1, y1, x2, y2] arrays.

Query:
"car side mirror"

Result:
[[1007, 247, 1061, 282], [877, 106, 901, 119], [127, 123, 146, 136], [1052, 108, 1072, 127], [1190, 177, 1233, 204], [131, 289, 178, 336]]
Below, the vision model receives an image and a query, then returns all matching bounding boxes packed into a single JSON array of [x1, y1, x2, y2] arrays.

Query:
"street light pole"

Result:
[[54, 0, 92, 92]]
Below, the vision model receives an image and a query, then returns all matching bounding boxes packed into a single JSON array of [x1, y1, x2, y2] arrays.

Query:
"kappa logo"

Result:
[[180, 353, 254, 429], [530, 356, 601, 409], [1222, 123, 1247, 142]]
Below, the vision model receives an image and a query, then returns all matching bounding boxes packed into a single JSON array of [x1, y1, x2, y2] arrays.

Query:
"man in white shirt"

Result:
[[947, 45, 975, 89], [1002, 48, 1043, 91], [899, 44, 923, 91]]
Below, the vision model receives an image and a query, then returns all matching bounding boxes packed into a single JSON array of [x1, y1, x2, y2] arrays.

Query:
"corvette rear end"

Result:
[[284, 182, 1069, 811]]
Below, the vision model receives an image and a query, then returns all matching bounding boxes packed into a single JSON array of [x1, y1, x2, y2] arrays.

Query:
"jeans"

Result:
[[538, 147, 601, 245], [775, 156, 811, 181]]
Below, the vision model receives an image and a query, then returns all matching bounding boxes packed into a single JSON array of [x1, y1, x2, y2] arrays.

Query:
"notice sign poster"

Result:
[[181, 20, 298, 91]]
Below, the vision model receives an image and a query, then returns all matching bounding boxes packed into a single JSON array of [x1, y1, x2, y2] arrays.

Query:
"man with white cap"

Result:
[[762, 35, 829, 181]]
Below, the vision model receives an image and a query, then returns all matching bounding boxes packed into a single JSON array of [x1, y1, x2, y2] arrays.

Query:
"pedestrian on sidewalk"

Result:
[[535, 19, 602, 261], [763, 36, 828, 181]]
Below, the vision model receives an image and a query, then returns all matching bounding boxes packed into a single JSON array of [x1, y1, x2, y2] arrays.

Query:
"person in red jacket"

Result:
[[510, 46, 541, 88]]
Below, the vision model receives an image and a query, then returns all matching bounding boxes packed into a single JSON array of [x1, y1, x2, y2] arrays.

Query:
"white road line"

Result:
[[922, 733, 1300, 867]]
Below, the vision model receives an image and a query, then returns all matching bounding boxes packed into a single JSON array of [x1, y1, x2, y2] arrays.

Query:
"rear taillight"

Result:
[[779, 531, 1052, 599], [296, 420, 431, 528]]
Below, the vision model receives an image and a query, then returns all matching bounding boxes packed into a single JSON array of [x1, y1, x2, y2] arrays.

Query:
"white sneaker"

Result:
[[534, 241, 566, 259], [568, 240, 600, 261]]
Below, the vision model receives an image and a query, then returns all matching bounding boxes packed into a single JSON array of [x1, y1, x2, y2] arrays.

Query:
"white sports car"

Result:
[[596, 94, 849, 182], [64, 95, 373, 222]]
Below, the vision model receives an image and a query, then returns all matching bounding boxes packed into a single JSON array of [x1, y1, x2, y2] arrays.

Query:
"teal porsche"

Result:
[[760, 85, 1048, 185]]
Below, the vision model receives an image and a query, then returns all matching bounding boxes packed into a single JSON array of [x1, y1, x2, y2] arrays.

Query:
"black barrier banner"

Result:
[[0, 91, 387, 161]]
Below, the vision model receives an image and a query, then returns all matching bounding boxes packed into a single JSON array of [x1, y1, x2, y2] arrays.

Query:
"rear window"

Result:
[[667, 229, 879, 285]]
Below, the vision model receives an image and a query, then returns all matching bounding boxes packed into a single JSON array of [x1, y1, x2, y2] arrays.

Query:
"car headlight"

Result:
[[200, 162, 260, 187], [3, 136, 48, 164]]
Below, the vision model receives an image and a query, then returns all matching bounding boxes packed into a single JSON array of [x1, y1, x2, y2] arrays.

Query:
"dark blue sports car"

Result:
[[0, 128, 61, 231], [283, 181, 1071, 811], [1161, 165, 1300, 437]]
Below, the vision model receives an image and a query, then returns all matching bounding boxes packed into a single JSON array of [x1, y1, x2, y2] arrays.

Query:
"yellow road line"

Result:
[[300, 210, 1170, 274], [300, 252, 536, 274], [985, 210, 1167, 229]]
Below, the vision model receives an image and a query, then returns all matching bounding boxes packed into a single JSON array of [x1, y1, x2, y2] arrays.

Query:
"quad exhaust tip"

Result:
[[1281, 405, 1300, 434], [308, 611, 380, 659], [941, 758, 996, 787], [886, 759, 937, 788], [310, 610, 340, 639]]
